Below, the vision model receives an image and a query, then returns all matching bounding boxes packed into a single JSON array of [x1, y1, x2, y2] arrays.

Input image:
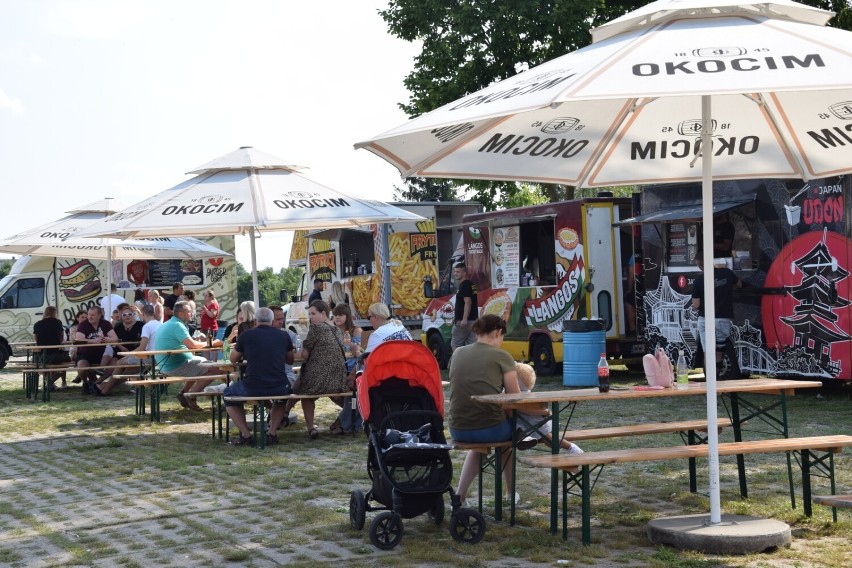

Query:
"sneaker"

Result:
[[514, 432, 538, 451], [231, 435, 255, 447], [567, 443, 584, 455], [485, 493, 521, 507]]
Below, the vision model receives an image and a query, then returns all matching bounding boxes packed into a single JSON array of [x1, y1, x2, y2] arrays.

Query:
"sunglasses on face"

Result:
[[121, 312, 134, 317]]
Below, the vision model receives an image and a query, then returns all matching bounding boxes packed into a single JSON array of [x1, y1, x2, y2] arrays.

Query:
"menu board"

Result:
[[667, 222, 698, 269], [148, 259, 204, 287], [491, 225, 520, 287]]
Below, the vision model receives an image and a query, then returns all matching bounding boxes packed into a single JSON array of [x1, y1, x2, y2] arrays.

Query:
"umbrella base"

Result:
[[647, 514, 791, 555]]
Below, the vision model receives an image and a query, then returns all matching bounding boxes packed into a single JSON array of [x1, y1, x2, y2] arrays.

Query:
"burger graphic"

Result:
[[58, 260, 102, 302]]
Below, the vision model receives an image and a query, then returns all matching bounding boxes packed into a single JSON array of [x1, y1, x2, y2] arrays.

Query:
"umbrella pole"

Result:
[[701, 95, 722, 525], [250, 230, 260, 307]]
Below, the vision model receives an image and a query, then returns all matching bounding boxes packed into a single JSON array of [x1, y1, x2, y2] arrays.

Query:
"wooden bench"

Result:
[[24, 364, 141, 402], [127, 375, 230, 422], [520, 435, 852, 545], [224, 392, 353, 449], [812, 494, 852, 522], [456, 418, 733, 524]]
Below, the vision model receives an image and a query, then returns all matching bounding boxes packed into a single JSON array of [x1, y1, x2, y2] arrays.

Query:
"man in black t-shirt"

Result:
[[308, 278, 323, 305], [163, 281, 184, 321], [712, 213, 735, 258], [451, 263, 478, 352], [33, 306, 71, 389], [692, 251, 741, 363], [224, 307, 295, 446]]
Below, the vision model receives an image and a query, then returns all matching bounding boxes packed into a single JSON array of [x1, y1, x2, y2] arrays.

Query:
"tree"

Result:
[[0, 259, 12, 280], [381, 0, 852, 207], [236, 262, 304, 307]]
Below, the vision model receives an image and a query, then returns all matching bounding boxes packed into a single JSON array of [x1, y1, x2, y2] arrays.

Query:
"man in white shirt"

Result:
[[99, 283, 127, 318]]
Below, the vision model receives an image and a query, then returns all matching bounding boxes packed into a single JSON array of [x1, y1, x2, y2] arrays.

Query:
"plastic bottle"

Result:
[[294, 335, 302, 352], [676, 349, 688, 390], [597, 353, 610, 393]]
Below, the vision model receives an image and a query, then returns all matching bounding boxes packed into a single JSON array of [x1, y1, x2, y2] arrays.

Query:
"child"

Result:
[[515, 363, 583, 455]]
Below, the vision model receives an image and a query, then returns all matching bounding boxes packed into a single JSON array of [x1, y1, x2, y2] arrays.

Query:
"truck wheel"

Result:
[[532, 336, 559, 377], [718, 341, 744, 380], [0, 343, 8, 369], [428, 333, 450, 370]]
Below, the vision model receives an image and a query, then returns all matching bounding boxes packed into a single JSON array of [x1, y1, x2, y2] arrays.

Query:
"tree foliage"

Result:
[[235, 262, 304, 307], [381, 0, 852, 208], [0, 259, 12, 280]]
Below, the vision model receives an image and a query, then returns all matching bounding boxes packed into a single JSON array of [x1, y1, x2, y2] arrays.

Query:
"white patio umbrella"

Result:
[[74, 147, 426, 305], [0, 198, 231, 309], [357, 0, 852, 525]]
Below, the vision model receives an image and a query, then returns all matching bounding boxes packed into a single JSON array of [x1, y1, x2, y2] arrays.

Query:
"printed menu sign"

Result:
[[667, 222, 698, 269], [491, 225, 519, 287], [148, 260, 204, 287]]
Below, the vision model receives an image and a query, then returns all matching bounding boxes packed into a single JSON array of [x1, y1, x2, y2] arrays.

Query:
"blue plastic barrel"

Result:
[[563, 319, 605, 387]]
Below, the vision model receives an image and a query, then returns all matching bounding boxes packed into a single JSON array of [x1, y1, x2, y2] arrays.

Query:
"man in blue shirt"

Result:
[[225, 307, 295, 446], [153, 300, 221, 411]]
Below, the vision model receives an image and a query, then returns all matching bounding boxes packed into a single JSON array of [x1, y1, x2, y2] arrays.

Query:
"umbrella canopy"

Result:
[[356, 0, 852, 525], [0, 199, 231, 309], [74, 147, 426, 305]]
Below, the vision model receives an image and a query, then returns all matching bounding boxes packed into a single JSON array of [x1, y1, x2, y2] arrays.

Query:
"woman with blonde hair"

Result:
[[227, 301, 256, 343], [329, 281, 348, 309], [148, 289, 164, 322]]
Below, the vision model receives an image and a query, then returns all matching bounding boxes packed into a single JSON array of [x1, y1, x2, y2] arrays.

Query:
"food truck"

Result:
[[421, 197, 642, 373], [630, 175, 852, 381], [285, 202, 482, 336], [0, 236, 238, 367]]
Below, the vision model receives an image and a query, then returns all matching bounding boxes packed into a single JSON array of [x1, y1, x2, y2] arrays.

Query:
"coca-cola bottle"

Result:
[[597, 353, 610, 393]]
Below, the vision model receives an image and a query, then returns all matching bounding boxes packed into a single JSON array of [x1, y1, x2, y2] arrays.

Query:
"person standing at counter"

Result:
[[451, 263, 478, 352], [692, 250, 741, 365], [712, 213, 735, 259]]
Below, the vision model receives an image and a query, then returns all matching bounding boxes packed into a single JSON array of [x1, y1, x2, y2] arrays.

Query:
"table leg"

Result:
[[781, 392, 796, 509], [550, 401, 559, 535], [688, 429, 697, 493], [258, 402, 267, 450], [728, 393, 748, 498], [801, 449, 812, 517], [581, 465, 591, 546]]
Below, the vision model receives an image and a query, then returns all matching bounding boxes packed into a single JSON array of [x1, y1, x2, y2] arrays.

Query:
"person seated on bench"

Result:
[[286, 300, 348, 440], [514, 363, 583, 455], [74, 306, 119, 394], [449, 314, 532, 507], [329, 303, 364, 435], [32, 306, 72, 390], [225, 307, 295, 447], [153, 300, 223, 411], [96, 304, 161, 395]]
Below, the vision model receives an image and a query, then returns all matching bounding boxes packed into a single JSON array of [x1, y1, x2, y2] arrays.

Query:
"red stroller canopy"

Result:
[[357, 340, 444, 422]]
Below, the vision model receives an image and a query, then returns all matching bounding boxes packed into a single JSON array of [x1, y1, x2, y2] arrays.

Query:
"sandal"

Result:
[[176, 392, 190, 409], [328, 418, 342, 432], [308, 427, 319, 440]]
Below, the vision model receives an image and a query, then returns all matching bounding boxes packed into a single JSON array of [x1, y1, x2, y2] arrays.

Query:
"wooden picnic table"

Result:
[[472, 378, 823, 533]]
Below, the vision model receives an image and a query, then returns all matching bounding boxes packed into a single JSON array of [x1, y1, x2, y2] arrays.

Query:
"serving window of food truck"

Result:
[[622, 197, 756, 273], [490, 216, 557, 288]]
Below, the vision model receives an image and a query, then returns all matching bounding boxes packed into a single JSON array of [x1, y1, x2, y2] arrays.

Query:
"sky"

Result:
[[0, 0, 420, 271]]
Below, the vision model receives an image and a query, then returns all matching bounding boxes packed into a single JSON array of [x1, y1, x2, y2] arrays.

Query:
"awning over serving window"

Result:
[[617, 197, 754, 225]]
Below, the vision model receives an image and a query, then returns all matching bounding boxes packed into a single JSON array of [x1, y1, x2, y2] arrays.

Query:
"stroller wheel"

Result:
[[449, 508, 486, 544], [369, 511, 404, 550], [349, 489, 366, 530], [428, 495, 445, 525]]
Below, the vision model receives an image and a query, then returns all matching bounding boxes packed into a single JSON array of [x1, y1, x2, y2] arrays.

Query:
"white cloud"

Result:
[[43, 0, 157, 40], [0, 87, 23, 113]]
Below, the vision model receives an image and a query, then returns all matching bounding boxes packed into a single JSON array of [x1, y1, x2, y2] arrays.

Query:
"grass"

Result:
[[0, 362, 849, 567]]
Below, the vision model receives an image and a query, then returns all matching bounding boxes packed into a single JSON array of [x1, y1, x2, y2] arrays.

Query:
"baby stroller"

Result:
[[349, 340, 486, 549]]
